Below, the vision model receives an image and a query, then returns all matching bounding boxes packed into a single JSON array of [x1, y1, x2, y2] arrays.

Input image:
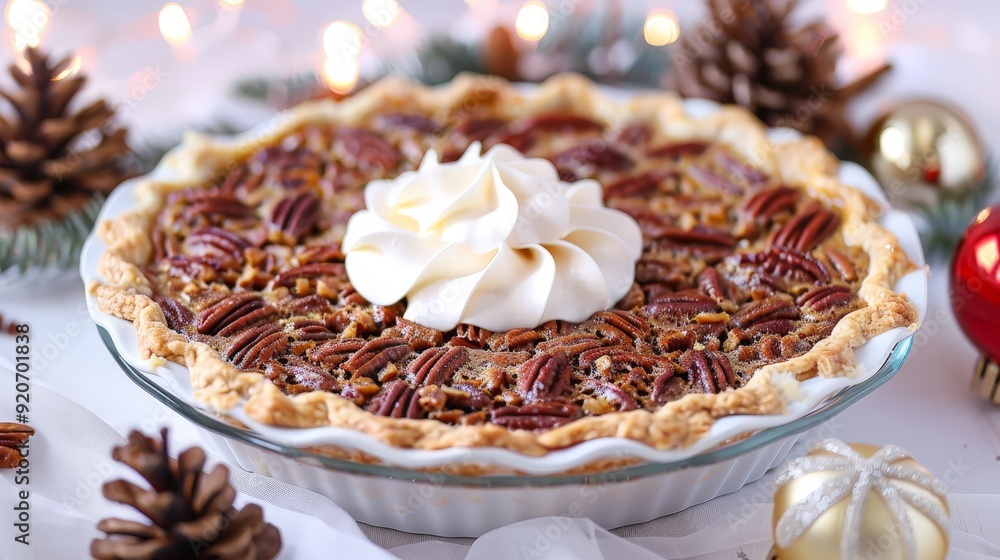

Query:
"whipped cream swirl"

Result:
[[342, 142, 643, 332]]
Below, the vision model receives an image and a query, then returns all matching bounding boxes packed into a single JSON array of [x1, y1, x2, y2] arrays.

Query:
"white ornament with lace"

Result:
[[342, 142, 644, 332]]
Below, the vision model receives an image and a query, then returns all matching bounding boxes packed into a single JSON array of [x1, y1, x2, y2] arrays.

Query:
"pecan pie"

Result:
[[92, 75, 917, 455]]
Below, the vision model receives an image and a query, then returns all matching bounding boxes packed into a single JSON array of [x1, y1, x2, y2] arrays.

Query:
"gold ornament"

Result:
[[770, 439, 948, 560], [864, 100, 986, 212]]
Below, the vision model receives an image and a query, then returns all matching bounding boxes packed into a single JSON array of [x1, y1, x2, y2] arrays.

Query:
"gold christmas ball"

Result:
[[864, 100, 986, 211], [772, 441, 949, 560]]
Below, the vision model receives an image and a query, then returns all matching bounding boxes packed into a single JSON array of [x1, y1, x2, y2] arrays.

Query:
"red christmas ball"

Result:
[[950, 204, 1000, 361]]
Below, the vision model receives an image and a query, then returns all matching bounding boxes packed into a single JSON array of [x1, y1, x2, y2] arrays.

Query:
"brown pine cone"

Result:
[[0, 47, 135, 229], [482, 26, 521, 81], [91, 429, 281, 560], [671, 0, 890, 153]]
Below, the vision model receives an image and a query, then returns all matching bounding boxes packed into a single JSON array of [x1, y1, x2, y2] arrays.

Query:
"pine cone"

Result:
[[0, 47, 135, 229], [482, 26, 521, 81], [671, 0, 890, 153], [91, 429, 281, 560]]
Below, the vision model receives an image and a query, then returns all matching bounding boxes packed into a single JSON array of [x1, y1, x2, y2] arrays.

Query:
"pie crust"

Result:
[[91, 74, 918, 456]]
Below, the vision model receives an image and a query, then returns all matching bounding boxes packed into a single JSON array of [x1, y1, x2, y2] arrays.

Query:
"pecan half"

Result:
[[267, 192, 320, 239], [450, 324, 493, 348], [696, 267, 730, 303], [308, 337, 365, 368], [824, 249, 858, 282], [334, 127, 401, 171], [646, 141, 709, 159], [658, 330, 697, 351], [226, 323, 288, 370], [408, 346, 468, 387], [615, 283, 646, 311], [680, 350, 736, 394], [487, 328, 543, 351], [288, 294, 334, 315], [383, 318, 444, 351], [185, 193, 256, 220], [687, 165, 743, 194], [635, 257, 688, 287], [741, 186, 799, 221], [273, 263, 347, 288], [491, 113, 604, 153], [342, 338, 411, 380], [737, 248, 831, 283], [518, 352, 571, 401], [535, 320, 573, 339], [292, 321, 337, 341], [614, 123, 652, 146], [555, 167, 580, 181], [718, 153, 767, 185], [580, 378, 638, 411], [337, 285, 368, 306], [155, 297, 194, 332], [731, 295, 800, 328], [0, 422, 34, 469], [274, 148, 324, 190], [745, 334, 807, 361], [646, 289, 718, 316], [151, 229, 176, 261], [184, 227, 250, 264], [646, 224, 737, 248], [536, 333, 610, 358], [797, 285, 854, 311], [369, 380, 421, 419], [603, 170, 673, 200], [454, 116, 507, 142], [296, 244, 345, 265], [651, 370, 686, 403], [196, 293, 277, 336], [162, 255, 222, 283], [265, 357, 339, 394], [378, 113, 440, 133], [553, 141, 634, 172], [523, 113, 605, 133], [442, 385, 493, 411], [588, 310, 650, 341], [219, 167, 247, 194], [578, 346, 675, 370], [772, 204, 840, 253], [744, 319, 795, 337], [491, 403, 578, 431]]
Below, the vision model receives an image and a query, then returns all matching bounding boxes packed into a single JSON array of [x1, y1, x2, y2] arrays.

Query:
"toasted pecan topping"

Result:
[[797, 285, 854, 311], [742, 186, 799, 221], [144, 103, 868, 430], [491, 403, 579, 431], [342, 338, 411, 380], [518, 352, 571, 401], [772, 204, 840, 253], [267, 192, 320, 240], [680, 350, 736, 394]]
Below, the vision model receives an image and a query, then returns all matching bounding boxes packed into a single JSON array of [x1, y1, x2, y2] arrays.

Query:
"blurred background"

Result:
[[0, 0, 995, 142]]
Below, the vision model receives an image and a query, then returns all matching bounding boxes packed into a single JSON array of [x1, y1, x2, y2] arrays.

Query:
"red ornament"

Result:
[[950, 204, 1000, 362]]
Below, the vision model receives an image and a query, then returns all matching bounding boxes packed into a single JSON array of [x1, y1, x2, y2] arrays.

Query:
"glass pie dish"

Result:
[[95, 322, 914, 536], [81, 94, 927, 536]]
